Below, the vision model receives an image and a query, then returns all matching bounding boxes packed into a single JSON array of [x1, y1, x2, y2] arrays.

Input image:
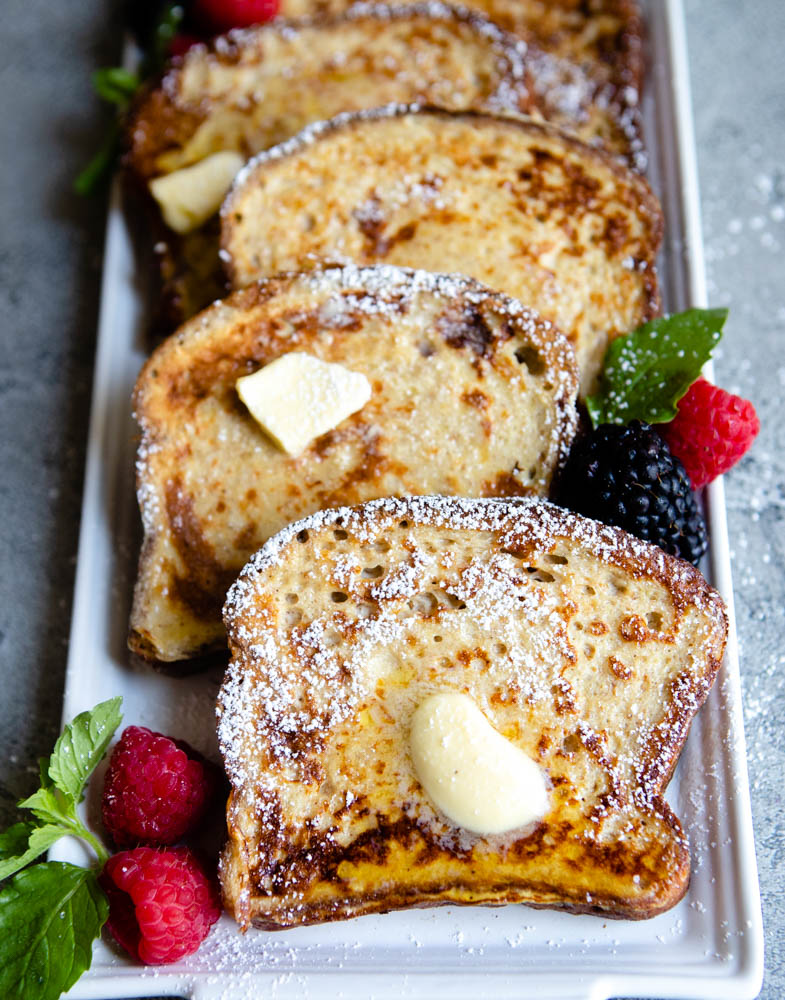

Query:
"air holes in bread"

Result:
[[333, 528, 348, 540], [374, 539, 391, 553], [546, 553, 568, 565], [284, 609, 302, 626], [526, 567, 555, 583], [562, 733, 581, 755], [434, 634, 443, 643], [413, 592, 439, 615], [361, 565, 384, 579], [331, 591, 348, 603], [646, 611, 664, 630], [514, 345, 546, 376], [297, 529, 309, 543], [285, 593, 298, 604]]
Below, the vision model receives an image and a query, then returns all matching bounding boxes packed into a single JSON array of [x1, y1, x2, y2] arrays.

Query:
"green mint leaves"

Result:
[[0, 825, 64, 882], [75, 2, 185, 195], [91, 67, 141, 107], [48, 697, 123, 805], [10, 697, 122, 866], [586, 308, 728, 427], [0, 698, 123, 1000], [0, 863, 109, 1000]]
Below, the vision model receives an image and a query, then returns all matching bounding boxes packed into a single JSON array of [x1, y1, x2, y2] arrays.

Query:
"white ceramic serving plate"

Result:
[[57, 1, 764, 996]]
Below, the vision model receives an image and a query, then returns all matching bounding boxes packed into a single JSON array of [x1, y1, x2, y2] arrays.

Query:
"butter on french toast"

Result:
[[222, 107, 663, 394], [129, 266, 578, 667], [217, 495, 727, 929]]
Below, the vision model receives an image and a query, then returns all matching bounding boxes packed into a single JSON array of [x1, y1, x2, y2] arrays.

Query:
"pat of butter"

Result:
[[149, 151, 245, 233], [410, 692, 548, 835], [236, 352, 372, 456]]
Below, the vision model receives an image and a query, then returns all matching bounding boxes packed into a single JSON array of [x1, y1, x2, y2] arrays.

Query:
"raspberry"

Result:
[[100, 847, 221, 964], [102, 726, 217, 847], [659, 378, 760, 489], [557, 420, 708, 565], [193, 0, 280, 34]]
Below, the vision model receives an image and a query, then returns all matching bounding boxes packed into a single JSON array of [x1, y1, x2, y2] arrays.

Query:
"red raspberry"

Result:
[[193, 0, 280, 34], [168, 33, 203, 58], [102, 726, 217, 847], [100, 847, 221, 964], [660, 378, 760, 489]]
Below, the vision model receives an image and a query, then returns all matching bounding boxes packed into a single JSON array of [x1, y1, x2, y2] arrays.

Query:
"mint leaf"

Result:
[[92, 67, 140, 106], [586, 308, 727, 427], [0, 826, 65, 883], [0, 862, 108, 1000], [0, 824, 35, 862], [73, 124, 121, 196], [17, 788, 70, 828], [48, 697, 122, 805], [37, 758, 53, 790], [148, 2, 185, 73]]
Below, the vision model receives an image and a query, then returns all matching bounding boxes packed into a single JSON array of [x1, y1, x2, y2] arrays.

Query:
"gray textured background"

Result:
[[0, 1, 782, 998]]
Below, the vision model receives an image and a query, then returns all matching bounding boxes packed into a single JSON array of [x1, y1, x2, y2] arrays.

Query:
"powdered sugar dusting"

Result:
[[217, 496, 727, 926]]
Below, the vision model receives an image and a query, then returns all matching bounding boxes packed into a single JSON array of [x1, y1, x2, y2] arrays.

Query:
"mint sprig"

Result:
[[0, 698, 123, 999], [75, 2, 185, 195], [586, 308, 728, 427], [48, 696, 123, 804], [0, 863, 109, 1000]]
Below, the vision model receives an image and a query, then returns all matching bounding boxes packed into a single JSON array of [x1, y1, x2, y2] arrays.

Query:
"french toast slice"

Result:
[[126, 3, 533, 183], [277, 0, 646, 165], [124, 2, 535, 329], [223, 107, 663, 393], [217, 495, 727, 929], [129, 266, 578, 666]]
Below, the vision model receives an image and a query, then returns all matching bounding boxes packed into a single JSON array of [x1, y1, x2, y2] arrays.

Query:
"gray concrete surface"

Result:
[[0, 1, 782, 998]]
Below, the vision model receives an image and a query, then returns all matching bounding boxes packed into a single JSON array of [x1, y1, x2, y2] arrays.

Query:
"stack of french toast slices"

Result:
[[123, 0, 728, 930]]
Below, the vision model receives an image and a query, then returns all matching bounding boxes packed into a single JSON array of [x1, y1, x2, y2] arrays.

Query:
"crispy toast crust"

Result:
[[217, 496, 727, 928], [129, 266, 578, 664], [222, 106, 663, 393]]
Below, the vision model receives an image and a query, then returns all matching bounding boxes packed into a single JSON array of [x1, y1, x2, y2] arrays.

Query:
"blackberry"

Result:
[[557, 420, 708, 565]]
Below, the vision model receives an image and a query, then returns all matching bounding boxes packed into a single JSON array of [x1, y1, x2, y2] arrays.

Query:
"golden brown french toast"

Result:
[[124, 2, 535, 328], [126, 3, 533, 183], [129, 266, 578, 666], [223, 108, 663, 393], [279, 0, 644, 91], [125, 3, 645, 331], [217, 495, 727, 929], [276, 0, 646, 165]]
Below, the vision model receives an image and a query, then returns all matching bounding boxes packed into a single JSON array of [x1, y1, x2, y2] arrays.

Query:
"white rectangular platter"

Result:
[[57, 0, 764, 996]]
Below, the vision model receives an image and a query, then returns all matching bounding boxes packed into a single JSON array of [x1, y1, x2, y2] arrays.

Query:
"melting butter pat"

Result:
[[410, 692, 548, 835], [236, 352, 371, 456], [149, 151, 245, 233]]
